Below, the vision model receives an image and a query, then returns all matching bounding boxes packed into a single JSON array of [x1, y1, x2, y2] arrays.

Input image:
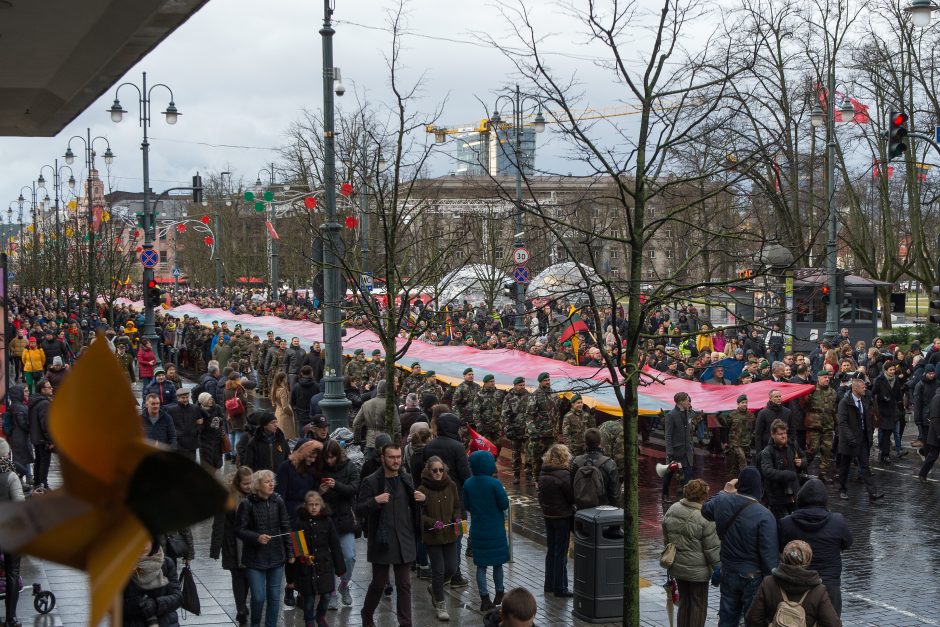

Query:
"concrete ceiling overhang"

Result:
[[0, 0, 209, 137]]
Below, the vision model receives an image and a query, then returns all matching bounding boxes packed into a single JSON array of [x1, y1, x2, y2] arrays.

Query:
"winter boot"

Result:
[[479, 594, 495, 612], [434, 601, 450, 621]]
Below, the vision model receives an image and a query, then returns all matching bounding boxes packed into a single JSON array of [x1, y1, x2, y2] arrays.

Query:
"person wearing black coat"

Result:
[[236, 470, 292, 627], [27, 382, 54, 490], [241, 412, 289, 473], [912, 364, 939, 446], [302, 344, 324, 383], [7, 385, 33, 481], [754, 391, 792, 450], [779, 479, 853, 616], [836, 374, 882, 501], [197, 399, 228, 472], [210, 466, 253, 625], [872, 364, 905, 463], [166, 389, 202, 462], [141, 394, 178, 449], [121, 542, 182, 627], [917, 393, 940, 480], [290, 366, 320, 429], [758, 419, 806, 520], [537, 444, 575, 598], [275, 439, 322, 527], [319, 439, 361, 607], [293, 495, 346, 624]]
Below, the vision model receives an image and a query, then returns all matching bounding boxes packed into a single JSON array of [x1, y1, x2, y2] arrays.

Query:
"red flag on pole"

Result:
[[265, 220, 279, 240]]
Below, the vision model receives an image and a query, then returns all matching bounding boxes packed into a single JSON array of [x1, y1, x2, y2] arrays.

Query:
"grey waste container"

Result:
[[572, 505, 624, 624]]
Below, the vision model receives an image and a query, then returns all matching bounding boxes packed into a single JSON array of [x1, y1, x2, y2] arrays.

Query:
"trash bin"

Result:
[[572, 505, 624, 624]]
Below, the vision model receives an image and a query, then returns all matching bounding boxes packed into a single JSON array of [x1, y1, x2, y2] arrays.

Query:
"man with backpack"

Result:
[[702, 466, 779, 627], [570, 428, 620, 509]]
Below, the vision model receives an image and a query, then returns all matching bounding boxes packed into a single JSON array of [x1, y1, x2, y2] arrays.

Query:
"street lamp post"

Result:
[[319, 0, 351, 432], [216, 171, 231, 293], [490, 85, 545, 333], [38, 161, 76, 309], [811, 73, 855, 343], [107, 71, 180, 352], [65, 130, 115, 317], [255, 164, 279, 299]]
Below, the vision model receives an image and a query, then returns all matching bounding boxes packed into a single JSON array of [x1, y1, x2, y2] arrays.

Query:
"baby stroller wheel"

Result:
[[34, 590, 56, 614]]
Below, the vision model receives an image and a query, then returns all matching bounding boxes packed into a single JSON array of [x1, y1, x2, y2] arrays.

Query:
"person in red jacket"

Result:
[[137, 339, 158, 391]]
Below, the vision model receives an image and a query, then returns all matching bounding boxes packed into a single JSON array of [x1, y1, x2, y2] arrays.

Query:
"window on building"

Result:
[[663, 229, 672, 239], [494, 248, 504, 262], [648, 249, 656, 259], [159, 250, 168, 264], [610, 250, 620, 260], [665, 250, 673, 259], [646, 269, 657, 280]]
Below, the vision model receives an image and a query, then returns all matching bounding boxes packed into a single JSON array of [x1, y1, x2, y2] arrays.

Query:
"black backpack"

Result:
[[573, 455, 609, 509]]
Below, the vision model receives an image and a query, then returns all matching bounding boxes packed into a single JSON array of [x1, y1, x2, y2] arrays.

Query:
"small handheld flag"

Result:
[[289, 530, 309, 557]]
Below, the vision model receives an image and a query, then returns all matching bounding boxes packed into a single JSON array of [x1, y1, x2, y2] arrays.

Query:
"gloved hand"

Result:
[[710, 565, 721, 587], [433, 520, 445, 531], [139, 596, 157, 617]]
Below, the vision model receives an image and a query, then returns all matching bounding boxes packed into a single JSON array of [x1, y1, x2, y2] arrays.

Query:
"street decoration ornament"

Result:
[[177, 223, 186, 233], [101, 211, 111, 223], [200, 214, 211, 225], [339, 182, 353, 197], [304, 196, 317, 209], [0, 334, 228, 627], [345, 215, 359, 229], [204, 235, 214, 247]]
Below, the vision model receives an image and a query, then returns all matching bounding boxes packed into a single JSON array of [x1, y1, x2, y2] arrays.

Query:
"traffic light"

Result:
[[888, 111, 909, 161], [822, 284, 830, 306], [147, 279, 163, 308], [503, 280, 516, 298], [192, 173, 204, 204]]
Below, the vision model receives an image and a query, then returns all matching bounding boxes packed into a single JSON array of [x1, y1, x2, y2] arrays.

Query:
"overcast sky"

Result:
[[1, 0, 706, 221]]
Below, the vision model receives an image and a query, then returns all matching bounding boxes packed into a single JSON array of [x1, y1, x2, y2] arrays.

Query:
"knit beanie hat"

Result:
[[781, 540, 813, 566]]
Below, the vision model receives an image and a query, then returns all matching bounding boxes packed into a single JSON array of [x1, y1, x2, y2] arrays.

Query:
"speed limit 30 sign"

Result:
[[512, 247, 530, 265]]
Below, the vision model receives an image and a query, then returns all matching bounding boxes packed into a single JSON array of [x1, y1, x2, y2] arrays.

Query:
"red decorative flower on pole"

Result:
[[344, 216, 359, 229], [304, 196, 317, 210], [200, 215, 211, 225], [133, 230, 140, 239], [177, 223, 187, 233], [339, 183, 353, 198], [135, 246, 143, 253], [204, 235, 214, 247]]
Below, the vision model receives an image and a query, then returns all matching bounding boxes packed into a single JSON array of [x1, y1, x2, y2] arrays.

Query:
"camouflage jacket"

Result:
[[472, 386, 504, 435], [364, 360, 383, 385], [345, 359, 367, 383], [562, 408, 596, 456], [417, 381, 444, 401], [452, 381, 481, 421], [725, 409, 755, 449], [526, 386, 558, 440], [501, 388, 531, 439], [598, 419, 624, 475], [805, 387, 836, 430]]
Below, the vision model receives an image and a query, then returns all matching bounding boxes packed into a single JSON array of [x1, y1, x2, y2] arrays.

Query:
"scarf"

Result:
[[132, 549, 168, 590], [0, 457, 14, 474], [420, 474, 452, 491]]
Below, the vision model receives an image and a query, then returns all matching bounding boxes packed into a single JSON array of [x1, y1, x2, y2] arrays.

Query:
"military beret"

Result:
[[571, 394, 582, 403], [759, 360, 770, 369], [538, 372, 550, 382], [816, 370, 830, 377], [372, 349, 381, 356], [513, 376, 525, 385], [463, 367, 473, 375], [425, 370, 436, 377], [411, 362, 420, 368], [354, 349, 364, 355], [736, 394, 748, 403], [740, 371, 753, 379], [483, 374, 495, 383]]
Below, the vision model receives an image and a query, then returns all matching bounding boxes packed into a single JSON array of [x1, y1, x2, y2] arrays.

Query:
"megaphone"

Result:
[[656, 461, 682, 477]]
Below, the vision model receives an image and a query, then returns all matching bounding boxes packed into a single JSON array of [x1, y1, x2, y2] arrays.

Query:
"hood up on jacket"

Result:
[[469, 449, 497, 476], [8, 385, 25, 404], [435, 412, 461, 441], [770, 562, 823, 590]]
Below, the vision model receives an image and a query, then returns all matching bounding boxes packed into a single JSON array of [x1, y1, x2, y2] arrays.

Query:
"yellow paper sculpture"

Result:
[[0, 333, 228, 626]]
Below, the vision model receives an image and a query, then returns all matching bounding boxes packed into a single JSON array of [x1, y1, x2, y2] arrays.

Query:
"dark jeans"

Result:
[[919, 445, 939, 479], [878, 428, 894, 459], [826, 583, 842, 617], [3, 552, 21, 621], [301, 590, 331, 621], [662, 463, 693, 497], [544, 517, 571, 593], [11, 356, 22, 381], [717, 569, 761, 627], [838, 445, 877, 495], [676, 579, 709, 627], [362, 562, 412, 627], [33, 444, 52, 488], [426, 542, 458, 602], [231, 568, 249, 616]]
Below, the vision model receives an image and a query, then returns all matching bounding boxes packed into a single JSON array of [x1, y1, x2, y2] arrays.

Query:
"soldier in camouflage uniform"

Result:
[[724, 394, 755, 481], [598, 418, 624, 483], [402, 361, 423, 397], [417, 371, 444, 402], [364, 349, 384, 388], [526, 372, 558, 480], [472, 374, 504, 456], [805, 370, 836, 481], [561, 395, 596, 457], [502, 376, 531, 484], [452, 367, 481, 430], [344, 348, 367, 383], [256, 331, 275, 395], [265, 339, 286, 392]]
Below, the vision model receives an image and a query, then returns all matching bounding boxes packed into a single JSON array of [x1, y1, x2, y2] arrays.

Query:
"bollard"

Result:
[[507, 499, 514, 563]]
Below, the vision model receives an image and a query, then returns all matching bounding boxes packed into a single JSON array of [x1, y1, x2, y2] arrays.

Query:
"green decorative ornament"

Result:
[[82, 234, 89, 242], [244, 191, 255, 201], [254, 201, 266, 212], [263, 191, 274, 202]]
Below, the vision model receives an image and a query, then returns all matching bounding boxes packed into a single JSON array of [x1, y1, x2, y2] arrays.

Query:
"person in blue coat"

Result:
[[702, 466, 778, 627], [462, 450, 509, 612]]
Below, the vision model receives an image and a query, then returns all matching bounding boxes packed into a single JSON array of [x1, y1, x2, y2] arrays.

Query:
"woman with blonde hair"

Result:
[[269, 371, 296, 440], [537, 444, 575, 599], [661, 479, 720, 627]]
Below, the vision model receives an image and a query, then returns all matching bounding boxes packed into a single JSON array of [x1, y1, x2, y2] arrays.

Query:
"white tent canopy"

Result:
[[527, 262, 606, 303], [436, 264, 513, 307]]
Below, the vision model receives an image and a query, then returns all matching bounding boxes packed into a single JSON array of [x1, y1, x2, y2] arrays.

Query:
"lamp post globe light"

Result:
[[108, 72, 180, 359], [905, 0, 940, 26], [490, 84, 545, 333], [64, 131, 115, 316]]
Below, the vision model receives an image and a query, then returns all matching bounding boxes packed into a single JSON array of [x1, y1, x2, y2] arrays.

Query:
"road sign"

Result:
[[140, 249, 159, 268], [513, 266, 529, 283], [172, 267, 181, 278], [512, 247, 530, 265], [361, 273, 374, 292]]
